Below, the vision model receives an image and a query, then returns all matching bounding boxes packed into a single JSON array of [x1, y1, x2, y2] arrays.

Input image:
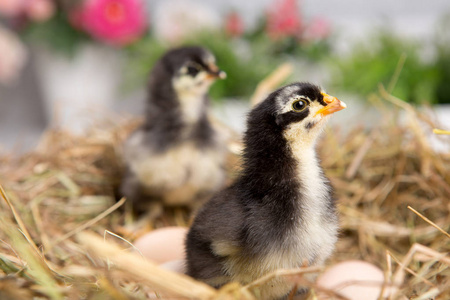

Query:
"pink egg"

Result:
[[133, 226, 188, 264], [317, 260, 392, 300]]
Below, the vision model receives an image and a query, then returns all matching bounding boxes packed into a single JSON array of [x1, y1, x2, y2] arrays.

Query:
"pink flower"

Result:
[[225, 11, 244, 37], [0, 0, 26, 17], [26, 0, 55, 22], [74, 0, 148, 46], [0, 0, 54, 21], [304, 17, 331, 41], [266, 0, 302, 39]]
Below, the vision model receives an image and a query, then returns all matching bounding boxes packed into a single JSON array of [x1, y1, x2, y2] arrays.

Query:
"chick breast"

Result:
[[124, 129, 226, 206]]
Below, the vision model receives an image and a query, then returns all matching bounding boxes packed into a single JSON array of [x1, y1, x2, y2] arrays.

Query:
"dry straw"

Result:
[[0, 75, 449, 298]]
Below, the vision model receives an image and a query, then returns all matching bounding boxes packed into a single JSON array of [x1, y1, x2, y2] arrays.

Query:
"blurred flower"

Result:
[[0, 0, 54, 22], [0, 25, 27, 84], [74, 0, 148, 46], [154, 0, 220, 44], [225, 11, 244, 37], [0, 0, 25, 17], [26, 0, 55, 22], [304, 17, 331, 41], [266, 0, 302, 39]]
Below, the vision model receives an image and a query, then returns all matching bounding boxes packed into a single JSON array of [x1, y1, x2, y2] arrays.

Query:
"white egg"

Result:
[[316, 260, 393, 300], [133, 226, 188, 264]]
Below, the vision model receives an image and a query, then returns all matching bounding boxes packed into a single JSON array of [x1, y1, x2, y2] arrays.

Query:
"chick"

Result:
[[185, 82, 346, 299], [120, 46, 227, 213]]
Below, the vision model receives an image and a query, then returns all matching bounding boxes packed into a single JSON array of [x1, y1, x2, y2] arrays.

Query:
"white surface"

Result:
[[212, 100, 250, 133], [421, 105, 450, 153], [34, 44, 124, 134]]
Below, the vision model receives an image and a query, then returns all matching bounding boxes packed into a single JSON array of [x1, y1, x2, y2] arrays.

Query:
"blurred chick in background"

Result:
[[120, 46, 228, 214]]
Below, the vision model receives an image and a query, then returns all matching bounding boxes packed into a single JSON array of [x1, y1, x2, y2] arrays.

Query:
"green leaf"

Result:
[[23, 13, 89, 57]]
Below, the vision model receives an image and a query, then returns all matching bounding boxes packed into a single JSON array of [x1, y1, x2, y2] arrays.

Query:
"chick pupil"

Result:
[[187, 65, 200, 77], [292, 99, 307, 111]]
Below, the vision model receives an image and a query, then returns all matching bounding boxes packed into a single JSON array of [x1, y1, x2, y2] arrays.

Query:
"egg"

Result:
[[160, 259, 186, 274], [317, 260, 393, 300], [133, 226, 188, 264]]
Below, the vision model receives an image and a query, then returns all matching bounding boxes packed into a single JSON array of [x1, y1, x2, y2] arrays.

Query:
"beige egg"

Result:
[[317, 260, 392, 300], [133, 226, 188, 264]]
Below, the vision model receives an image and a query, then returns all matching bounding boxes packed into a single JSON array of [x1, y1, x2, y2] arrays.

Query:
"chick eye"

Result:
[[292, 99, 308, 112], [187, 65, 200, 77]]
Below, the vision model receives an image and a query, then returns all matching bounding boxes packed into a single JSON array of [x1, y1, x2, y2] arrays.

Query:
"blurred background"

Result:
[[1, 0, 450, 152]]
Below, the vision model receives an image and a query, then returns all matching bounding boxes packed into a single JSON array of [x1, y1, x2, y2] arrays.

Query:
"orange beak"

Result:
[[206, 70, 226, 80], [314, 93, 347, 117], [206, 62, 227, 80]]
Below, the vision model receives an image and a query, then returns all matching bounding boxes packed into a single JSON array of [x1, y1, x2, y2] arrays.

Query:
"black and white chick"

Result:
[[120, 46, 228, 213], [185, 82, 347, 299]]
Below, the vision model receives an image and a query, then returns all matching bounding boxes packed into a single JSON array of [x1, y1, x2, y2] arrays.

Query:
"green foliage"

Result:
[[329, 30, 439, 104], [123, 30, 332, 101], [186, 32, 280, 100], [432, 15, 450, 104], [124, 32, 280, 101], [23, 13, 89, 57], [243, 17, 332, 63], [122, 36, 169, 93], [329, 25, 450, 104], [433, 47, 450, 104]]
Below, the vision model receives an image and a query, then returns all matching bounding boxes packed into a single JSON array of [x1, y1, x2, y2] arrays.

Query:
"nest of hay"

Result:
[[0, 91, 449, 299]]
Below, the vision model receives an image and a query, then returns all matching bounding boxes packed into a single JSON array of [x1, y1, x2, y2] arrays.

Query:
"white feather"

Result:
[[124, 130, 226, 205]]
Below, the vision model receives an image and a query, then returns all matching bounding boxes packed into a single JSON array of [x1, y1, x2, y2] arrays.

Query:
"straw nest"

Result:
[[0, 88, 449, 300]]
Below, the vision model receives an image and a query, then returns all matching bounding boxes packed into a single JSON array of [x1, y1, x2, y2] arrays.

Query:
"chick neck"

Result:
[[237, 108, 330, 224], [143, 73, 214, 152], [239, 113, 299, 202]]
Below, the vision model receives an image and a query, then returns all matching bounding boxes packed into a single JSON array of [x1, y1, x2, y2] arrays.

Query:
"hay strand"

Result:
[[242, 266, 322, 292], [48, 197, 126, 251], [433, 128, 450, 135], [0, 184, 39, 255], [0, 220, 63, 300], [250, 63, 293, 106], [407, 206, 450, 239], [76, 231, 220, 299]]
